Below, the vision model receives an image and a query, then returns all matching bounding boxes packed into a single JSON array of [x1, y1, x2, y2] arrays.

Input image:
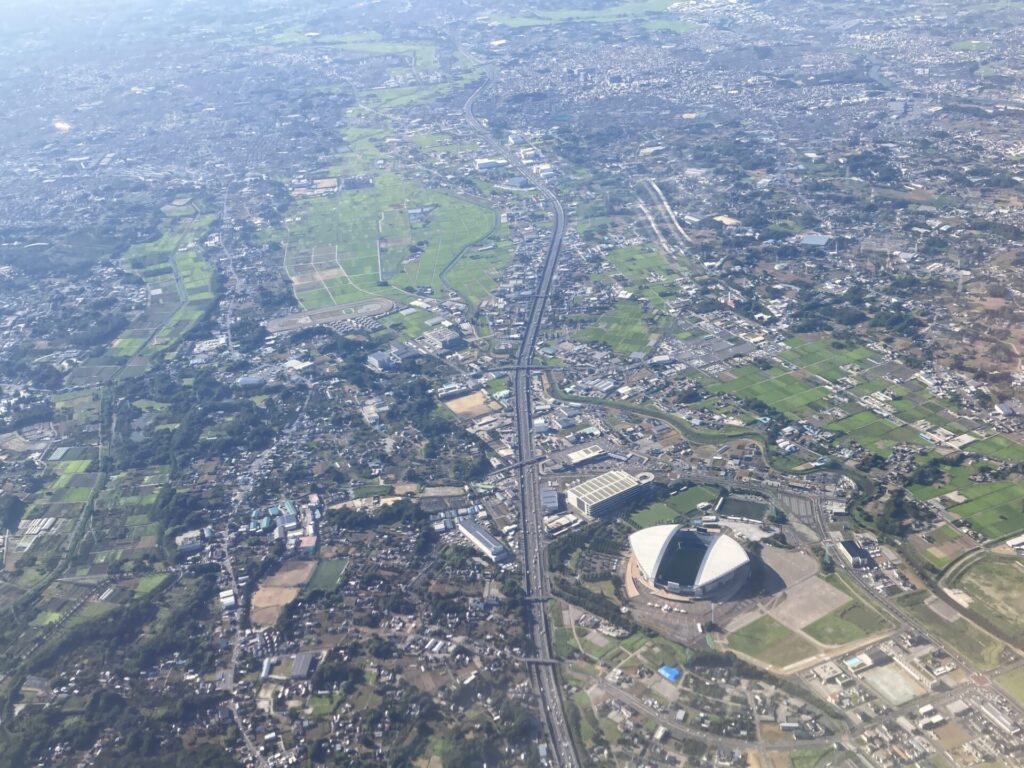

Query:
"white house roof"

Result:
[[694, 534, 749, 587]]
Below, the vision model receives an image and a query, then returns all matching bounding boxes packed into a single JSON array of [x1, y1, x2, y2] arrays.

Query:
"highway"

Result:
[[464, 69, 581, 768]]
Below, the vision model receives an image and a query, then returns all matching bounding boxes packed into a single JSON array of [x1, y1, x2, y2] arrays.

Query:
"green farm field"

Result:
[[997, 666, 1024, 708], [780, 338, 878, 383], [710, 365, 830, 419]]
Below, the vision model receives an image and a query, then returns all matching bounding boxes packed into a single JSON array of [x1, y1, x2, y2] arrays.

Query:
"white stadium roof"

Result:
[[629, 524, 749, 589], [695, 534, 749, 587], [630, 524, 681, 581]]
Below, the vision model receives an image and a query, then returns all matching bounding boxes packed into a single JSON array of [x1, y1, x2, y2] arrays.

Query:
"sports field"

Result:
[[631, 485, 719, 527], [304, 558, 349, 593]]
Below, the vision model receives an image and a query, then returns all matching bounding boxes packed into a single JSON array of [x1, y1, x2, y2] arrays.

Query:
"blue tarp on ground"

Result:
[[658, 665, 681, 682]]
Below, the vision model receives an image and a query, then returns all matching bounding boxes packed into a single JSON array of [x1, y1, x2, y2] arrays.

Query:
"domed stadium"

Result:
[[629, 524, 750, 599]]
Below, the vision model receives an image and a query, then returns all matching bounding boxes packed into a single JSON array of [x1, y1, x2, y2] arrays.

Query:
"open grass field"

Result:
[[909, 523, 974, 570], [948, 555, 1024, 642], [80, 209, 219, 379], [950, 39, 991, 51], [53, 389, 103, 424], [54, 459, 92, 475], [30, 611, 62, 627], [287, 169, 494, 311], [65, 601, 117, 629], [599, 245, 678, 309], [896, 590, 1005, 670], [803, 601, 892, 645], [996, 666, 1024, 708], [909, 462, 983, 502], [826, 410, 929, 453], [441, 222, 515, 312], [272, 31, 439, 71], [134, 573, 169, 596], [577, 300, 655, 355], [353, 484, 393, 499], [728, 615, 817, 668], [788, 748, 839, 768]]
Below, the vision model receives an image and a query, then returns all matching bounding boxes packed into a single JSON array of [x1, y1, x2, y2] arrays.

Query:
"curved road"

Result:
[[464, 71, 580, 768]]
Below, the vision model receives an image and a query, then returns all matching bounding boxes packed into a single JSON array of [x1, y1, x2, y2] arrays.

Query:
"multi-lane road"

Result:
[[464, 71, 581, 768]]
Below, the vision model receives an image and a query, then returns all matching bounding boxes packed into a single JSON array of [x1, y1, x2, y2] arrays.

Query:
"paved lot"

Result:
[[772, 576, 849, 629]]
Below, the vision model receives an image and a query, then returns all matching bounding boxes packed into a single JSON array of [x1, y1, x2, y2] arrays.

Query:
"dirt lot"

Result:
[[250, 560, 317, 626], [268, 559, 317, 587], [444, 391, 499, 419], [251, 587, 300, 627]]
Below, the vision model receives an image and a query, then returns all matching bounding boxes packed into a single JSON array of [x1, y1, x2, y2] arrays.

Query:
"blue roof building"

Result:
[[658, 665, 681, 683]]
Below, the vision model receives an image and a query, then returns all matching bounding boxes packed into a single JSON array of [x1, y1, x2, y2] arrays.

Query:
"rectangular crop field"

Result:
[[971, 435, 1024, 462], [710, 365, 830, 419], [781, 338, 876, 383]]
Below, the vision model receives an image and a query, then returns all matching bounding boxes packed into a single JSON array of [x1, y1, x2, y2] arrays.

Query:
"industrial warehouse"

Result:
[[457, 519, 510, 563], [565, 470, 654, 517], [629, 524, 750, 599]]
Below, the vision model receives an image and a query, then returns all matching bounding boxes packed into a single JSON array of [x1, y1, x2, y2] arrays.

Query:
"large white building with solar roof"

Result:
[[565, 470, 653, 517], [629, 524, 750, 598]]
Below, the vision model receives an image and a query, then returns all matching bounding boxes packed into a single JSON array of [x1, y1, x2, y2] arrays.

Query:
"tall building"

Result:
[[565, 470, 653, 517]]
